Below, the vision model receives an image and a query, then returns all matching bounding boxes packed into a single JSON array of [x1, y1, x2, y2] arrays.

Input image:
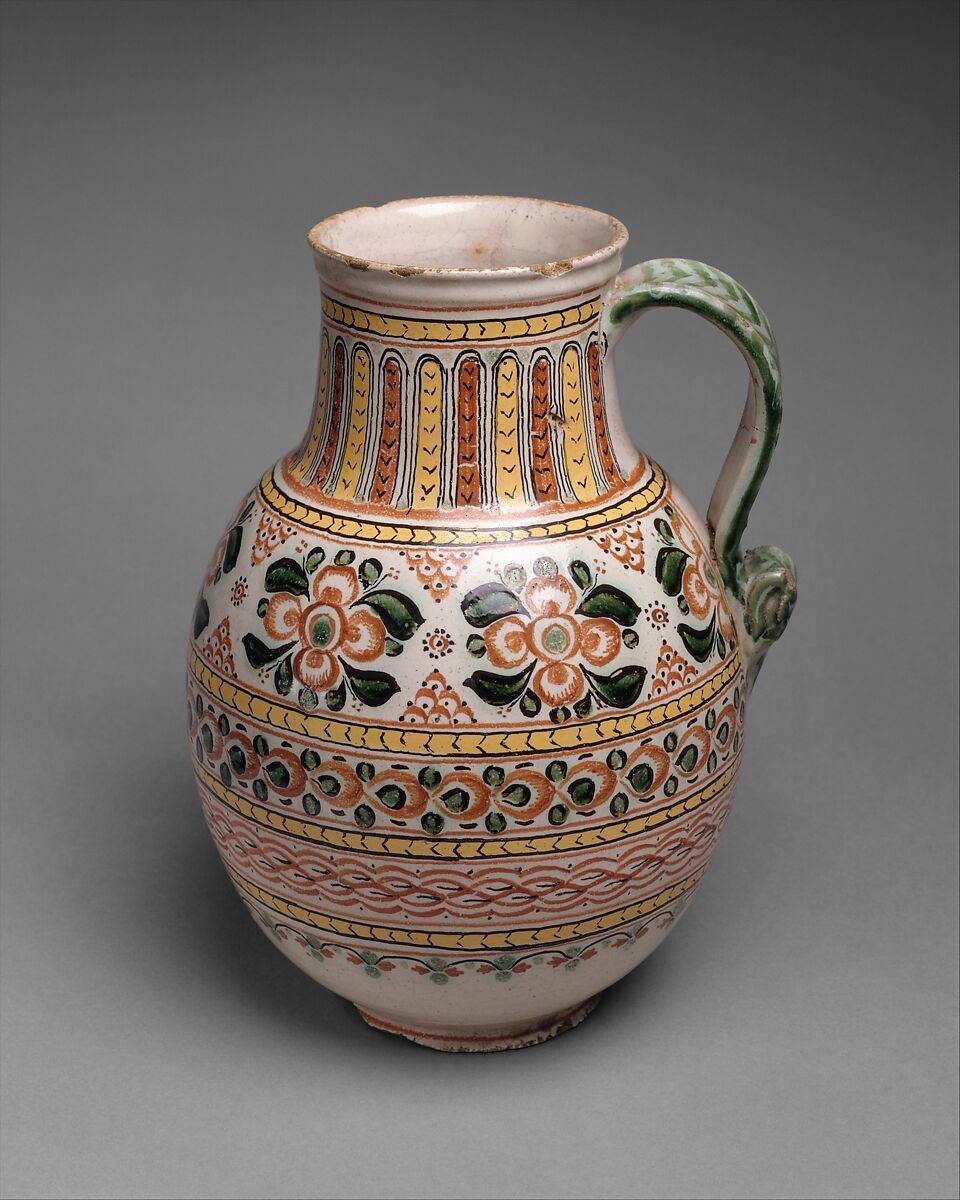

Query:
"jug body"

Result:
[[188, 198, 794, 1050]]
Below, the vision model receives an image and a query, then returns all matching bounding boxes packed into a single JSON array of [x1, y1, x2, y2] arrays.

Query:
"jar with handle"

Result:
[[187, 197, 796, 1051]]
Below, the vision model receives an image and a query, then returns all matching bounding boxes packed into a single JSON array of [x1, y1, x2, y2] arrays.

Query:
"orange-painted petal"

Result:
[[484, 615, 529, 669], [579, 617, 621, 667], [342, 609, 386, 663], [263, 594, 303, 641], [312, 564, 361, 606], [532, 661, 584, 707], [293, 648, 339, 691], [523, 574, 577, 618]]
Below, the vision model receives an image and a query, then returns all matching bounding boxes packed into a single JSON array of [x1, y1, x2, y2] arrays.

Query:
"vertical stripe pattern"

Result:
[[530, 354, 560, 502], [290, 305, 628, 509], [493, 355, 524, 508], [559, 344, 598, 502], [411, 358, 444, 509], [331, 345, 371, 499], [455, 355, 482, 506], [292, 331, 330, 483], [370, 355, 402, 505]]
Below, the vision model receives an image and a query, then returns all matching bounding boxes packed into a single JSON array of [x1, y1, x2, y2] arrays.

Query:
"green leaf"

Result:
[[461, 583, 525, 628], [463, 662, 535, 707], [359, 558, 383, 589], [577, 584, 640, 626], [264, 761, 291, 788], [654, 518, 675, 543], [242, 633, 296, 669], [355, 589, 424, 640], [569, 560, 593, 590], [222, 525, 243, 574], [340, 659, 400, 707], [383, 637, 403, 657], [582, 663, 648, 708], [305, 545, 325, 573], [238, 497, 257, 522], [325, 680, 346, 711], [264, 558, 309, 596], [275, 654, 294, 696], [192, 596, 209, 639], [567, 777, 596, 806], [655, 547, 689, 597], [678, 614, 717, 663]]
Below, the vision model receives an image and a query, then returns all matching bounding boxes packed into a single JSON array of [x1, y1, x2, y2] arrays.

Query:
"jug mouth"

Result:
[[308, 196, 628, 279]]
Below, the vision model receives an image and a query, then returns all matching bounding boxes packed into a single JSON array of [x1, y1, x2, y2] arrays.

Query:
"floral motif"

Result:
[[242, 547, 423, 710], [461, 558, 647, 721], [653, 505, 733, 662], [642, 600, 670, 628], [423, 628, 454, 659], [401, 670, 477, 726], [230, 576, 248, 607], [249, 902, 686, 983], [403, 548, 475, 600]]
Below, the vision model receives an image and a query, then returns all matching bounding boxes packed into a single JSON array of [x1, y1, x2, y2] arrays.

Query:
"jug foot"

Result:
[[354, 994, 601, 1052]]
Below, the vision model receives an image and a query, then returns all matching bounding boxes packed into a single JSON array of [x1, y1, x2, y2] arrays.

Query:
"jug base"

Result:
[[355, 994, 601, 1053]]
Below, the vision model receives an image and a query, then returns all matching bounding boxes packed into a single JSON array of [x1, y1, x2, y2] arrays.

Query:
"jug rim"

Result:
[[307, 195, 628, 279]]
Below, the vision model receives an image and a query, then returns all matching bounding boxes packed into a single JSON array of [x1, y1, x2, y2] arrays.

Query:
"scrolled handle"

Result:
[[602, 258, 796, 686]]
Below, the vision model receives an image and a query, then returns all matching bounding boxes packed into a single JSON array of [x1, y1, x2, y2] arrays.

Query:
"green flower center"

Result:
[[309, 615, 334, 648], [542, 623, 570, 654]]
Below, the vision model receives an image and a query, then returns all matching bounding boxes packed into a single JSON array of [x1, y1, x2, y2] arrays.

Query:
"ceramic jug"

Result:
[[188, 197, 796, 1051]]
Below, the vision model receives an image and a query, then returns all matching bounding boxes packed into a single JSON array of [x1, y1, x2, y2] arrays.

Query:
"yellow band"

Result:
[[321, 295, 601, 344], [259, 460, 666, 544], [188, 649, 740, 756]]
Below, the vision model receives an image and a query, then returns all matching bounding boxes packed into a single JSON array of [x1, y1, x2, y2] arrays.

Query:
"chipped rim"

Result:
[[307, 195, 629, 279]]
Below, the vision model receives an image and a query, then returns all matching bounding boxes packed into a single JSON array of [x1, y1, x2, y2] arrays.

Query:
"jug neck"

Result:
[[283, 280, 639, 515]]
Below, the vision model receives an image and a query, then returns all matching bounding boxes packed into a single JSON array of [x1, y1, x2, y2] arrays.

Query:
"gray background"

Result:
[[1, 2, 957, 1197]]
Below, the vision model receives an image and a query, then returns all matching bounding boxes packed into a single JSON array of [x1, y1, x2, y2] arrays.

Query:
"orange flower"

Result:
[[484, 572, 620, 707], [262, 564, 385, 691]]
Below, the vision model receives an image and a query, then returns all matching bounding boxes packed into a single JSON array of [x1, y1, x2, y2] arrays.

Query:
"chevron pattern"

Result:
[[321, 294, 600, 342], [188, 646, 739, 754]]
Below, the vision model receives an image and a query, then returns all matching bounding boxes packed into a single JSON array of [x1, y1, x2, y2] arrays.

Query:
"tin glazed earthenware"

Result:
[[188, 197, 796, 1050]]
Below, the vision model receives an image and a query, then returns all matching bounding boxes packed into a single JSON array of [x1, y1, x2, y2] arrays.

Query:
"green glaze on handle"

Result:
[[602, 258, 796, 686]]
